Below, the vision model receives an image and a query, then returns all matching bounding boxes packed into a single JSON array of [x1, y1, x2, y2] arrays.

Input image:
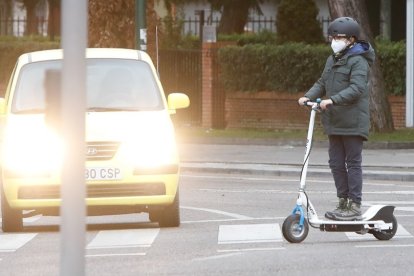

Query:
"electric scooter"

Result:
[[282, 99, 398, 243]]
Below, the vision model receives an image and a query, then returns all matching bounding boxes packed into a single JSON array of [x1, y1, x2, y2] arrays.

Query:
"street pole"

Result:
[[60, 0, 87, 275], [407, 0, 414, 127], [405, 0, 414, 127], [135, 0, 147, 50]]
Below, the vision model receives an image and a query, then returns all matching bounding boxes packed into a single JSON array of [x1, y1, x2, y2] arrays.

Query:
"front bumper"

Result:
[[3, 172, 179, 210]]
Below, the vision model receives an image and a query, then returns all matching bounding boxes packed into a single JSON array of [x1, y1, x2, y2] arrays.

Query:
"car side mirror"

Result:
[[167, 93, 190, 114]]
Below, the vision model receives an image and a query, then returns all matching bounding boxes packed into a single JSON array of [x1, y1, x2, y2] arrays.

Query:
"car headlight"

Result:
[[2, 125, 64, 176]]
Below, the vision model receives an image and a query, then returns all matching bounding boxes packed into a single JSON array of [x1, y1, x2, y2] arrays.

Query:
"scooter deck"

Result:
[[308, 205, 395, 232], [312, 219, 389, 232]]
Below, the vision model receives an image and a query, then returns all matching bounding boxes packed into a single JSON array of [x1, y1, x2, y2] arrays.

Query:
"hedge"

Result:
[[218, 40, 406, 96], [219, 43, 330, 93], [376, 40, 406, 96]]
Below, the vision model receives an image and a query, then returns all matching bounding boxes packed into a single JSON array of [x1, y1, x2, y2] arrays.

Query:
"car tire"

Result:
[[1, 182, 23, 232], [158, 190, 180, 228]]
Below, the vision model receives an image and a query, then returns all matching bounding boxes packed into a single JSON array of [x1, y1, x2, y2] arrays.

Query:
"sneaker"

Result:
[[332, 199, 362, 221], [325, 197, 347, 220]]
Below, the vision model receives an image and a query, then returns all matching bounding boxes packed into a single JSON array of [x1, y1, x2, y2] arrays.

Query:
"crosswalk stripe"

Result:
[[218, 223, 282, 244], [86, 252, 146, 258], [86, 228, 160, 249], [0, 233, 37, 252]]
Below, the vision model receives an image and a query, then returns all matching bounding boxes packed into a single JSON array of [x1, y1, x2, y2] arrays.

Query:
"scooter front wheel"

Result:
[[282, 214, 309, 243]]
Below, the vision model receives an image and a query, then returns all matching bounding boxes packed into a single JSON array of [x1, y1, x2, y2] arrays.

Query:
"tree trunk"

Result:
[[380, 0, 391, 40], [328, 0, 394, 132], [23, 0, 39, 35], [88, 0, 135, 48], [217, 1, 251, 34], [48, 0, 61, 40]]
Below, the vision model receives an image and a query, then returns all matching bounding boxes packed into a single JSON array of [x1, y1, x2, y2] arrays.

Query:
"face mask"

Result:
[[331, 39, 348, 53]]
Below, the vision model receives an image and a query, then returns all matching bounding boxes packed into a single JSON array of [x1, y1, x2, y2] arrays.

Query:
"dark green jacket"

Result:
[[305, 41, 375, 140]]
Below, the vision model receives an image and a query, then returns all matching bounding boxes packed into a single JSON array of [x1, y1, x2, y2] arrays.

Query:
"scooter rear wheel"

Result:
[[372, 215, 398, 241], [282, 214, 309, 243]]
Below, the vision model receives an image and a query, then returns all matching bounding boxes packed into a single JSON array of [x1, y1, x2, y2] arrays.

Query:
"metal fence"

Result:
[[0, 16, 48, 36], [183, 16, 278, 34], [2, 15, 331, 39], [182, 16, 332, 38]]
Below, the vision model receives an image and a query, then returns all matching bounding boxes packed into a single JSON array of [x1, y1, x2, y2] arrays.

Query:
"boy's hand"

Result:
[[298, 97, 310, 106], [320, 99, 333, 110]]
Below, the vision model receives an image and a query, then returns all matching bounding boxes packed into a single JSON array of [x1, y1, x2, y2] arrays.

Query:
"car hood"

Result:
[[85, 110, 174, 141]]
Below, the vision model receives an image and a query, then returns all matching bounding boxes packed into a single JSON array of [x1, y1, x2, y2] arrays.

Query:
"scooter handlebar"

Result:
[[303, 98, 321, 110]]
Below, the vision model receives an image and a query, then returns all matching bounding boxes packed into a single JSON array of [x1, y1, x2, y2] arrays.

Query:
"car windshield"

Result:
[[12, 58, 163, 113]]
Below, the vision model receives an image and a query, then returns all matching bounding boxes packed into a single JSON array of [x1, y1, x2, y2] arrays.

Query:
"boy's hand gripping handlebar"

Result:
[[303, 98, 322, 111]]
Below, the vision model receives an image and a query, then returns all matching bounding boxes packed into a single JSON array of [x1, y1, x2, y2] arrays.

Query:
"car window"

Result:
[[12, 58, 163, 113]]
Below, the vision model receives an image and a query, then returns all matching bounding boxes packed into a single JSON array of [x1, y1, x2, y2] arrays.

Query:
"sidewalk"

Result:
[[178, 139, 414, 182]]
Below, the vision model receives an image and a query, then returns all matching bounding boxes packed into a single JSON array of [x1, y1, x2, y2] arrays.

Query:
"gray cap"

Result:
[[328, 17, 360, 38]]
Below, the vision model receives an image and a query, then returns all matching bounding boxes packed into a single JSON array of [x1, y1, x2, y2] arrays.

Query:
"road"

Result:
[[1, 172, 414, 275]]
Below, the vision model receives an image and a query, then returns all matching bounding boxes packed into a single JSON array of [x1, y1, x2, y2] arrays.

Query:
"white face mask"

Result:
[[331, 39, 348, 53]]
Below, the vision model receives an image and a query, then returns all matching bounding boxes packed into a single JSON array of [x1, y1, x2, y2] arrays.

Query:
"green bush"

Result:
[[219, 43, 330, 93], [0, 37, 59, 96], [376, 40, 405, 96], [218, 30, 277, 46], [218, 40, 406, 95]]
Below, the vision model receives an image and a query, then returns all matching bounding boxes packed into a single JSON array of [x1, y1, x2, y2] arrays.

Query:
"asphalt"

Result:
[[178, 138, 414, 182]]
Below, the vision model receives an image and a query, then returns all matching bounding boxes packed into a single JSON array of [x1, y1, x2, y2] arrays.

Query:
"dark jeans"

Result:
[[328, 135, 364, 204]]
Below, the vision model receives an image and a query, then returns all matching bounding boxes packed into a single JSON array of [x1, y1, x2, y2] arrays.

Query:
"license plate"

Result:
[[85, 167, 122, 180]]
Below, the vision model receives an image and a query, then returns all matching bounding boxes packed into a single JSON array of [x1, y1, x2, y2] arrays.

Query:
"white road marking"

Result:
[[365, 201, 414, 205], [345, 224, 412, 240], [355, 244, 414, 248], [87, 228, 159, 249], [397, 207, 414, 212], [182, 216, 285, 224], [86, 252, 146, 258], [23, 215, 42, 223], [192, 252, 242, 261], [196, 188, 414, 196], [217, 247, 285, 253], [198, 188, 298, 194], [182, 206, 252, 220], [218, 223, 282, 244], [0, 233, 37, 252]]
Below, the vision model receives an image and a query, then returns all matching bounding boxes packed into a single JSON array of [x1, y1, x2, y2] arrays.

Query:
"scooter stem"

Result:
[[299, 105, 318, 190]]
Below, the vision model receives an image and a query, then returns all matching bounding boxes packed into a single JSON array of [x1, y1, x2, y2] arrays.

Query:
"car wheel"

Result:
[[1, 183, 23, 232], [158, 190, 180, 228], [148, 210, 160, 222]]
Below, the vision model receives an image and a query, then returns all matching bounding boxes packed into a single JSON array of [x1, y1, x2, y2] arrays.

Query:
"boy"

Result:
[[298, 17, 375, 221]]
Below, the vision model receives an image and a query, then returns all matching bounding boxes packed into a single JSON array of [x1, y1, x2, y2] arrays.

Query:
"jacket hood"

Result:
[[346, 41, 375, 66]]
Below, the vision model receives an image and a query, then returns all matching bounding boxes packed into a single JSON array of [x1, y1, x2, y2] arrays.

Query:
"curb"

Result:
[[180, 162, 414, 182], [178, 137, 414, 149]]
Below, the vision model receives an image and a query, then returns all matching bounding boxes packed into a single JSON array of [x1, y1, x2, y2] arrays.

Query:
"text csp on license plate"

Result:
[[86, 167, 122, 180]]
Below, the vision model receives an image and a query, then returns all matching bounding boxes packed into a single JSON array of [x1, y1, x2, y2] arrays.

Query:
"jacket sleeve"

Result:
[[330, 56, 369, 105]]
